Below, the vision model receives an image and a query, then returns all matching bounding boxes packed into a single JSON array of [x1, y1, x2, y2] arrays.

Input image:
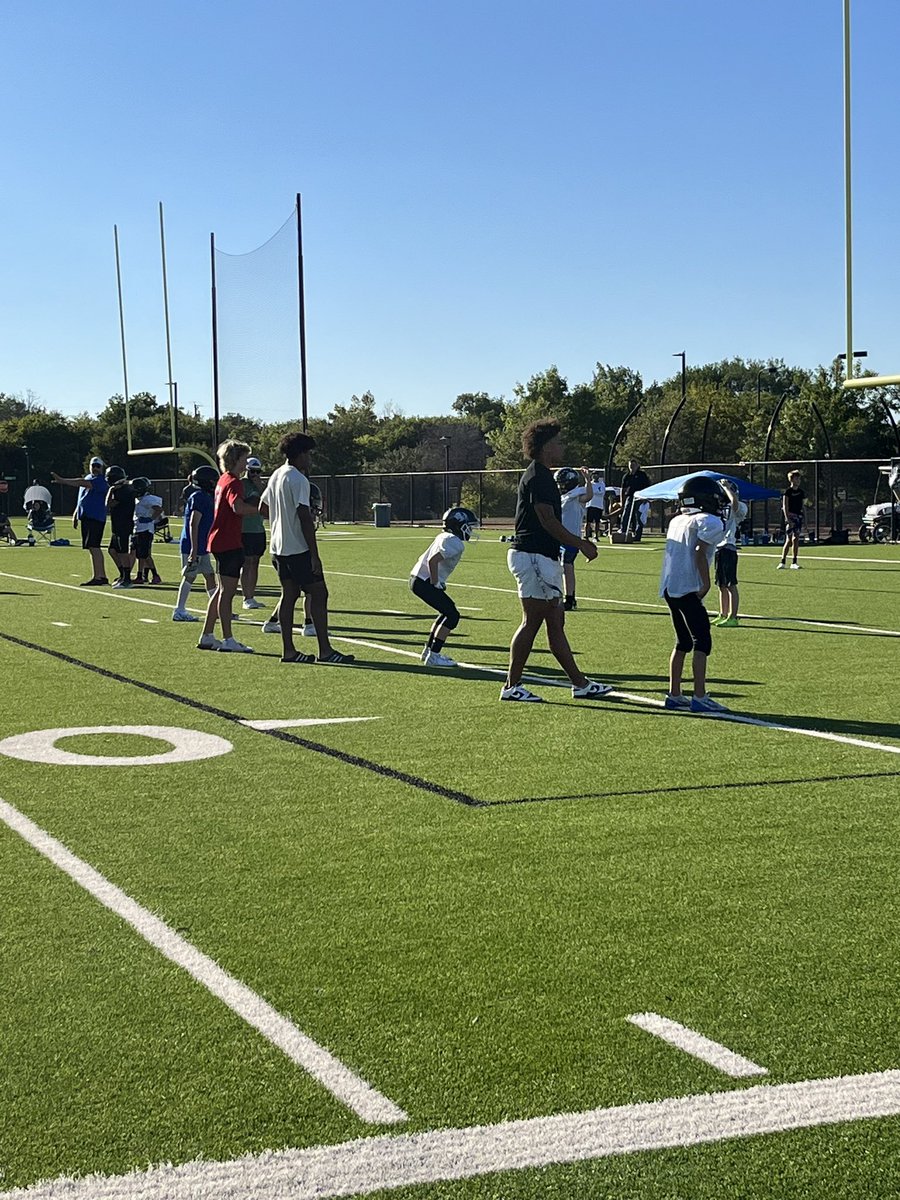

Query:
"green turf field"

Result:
[[1, 524, 899, 1198]]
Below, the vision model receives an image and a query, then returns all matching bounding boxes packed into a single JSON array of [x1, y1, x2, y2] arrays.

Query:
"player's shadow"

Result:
[[749, 619, 899, 639], [739, 711, 900, 741]]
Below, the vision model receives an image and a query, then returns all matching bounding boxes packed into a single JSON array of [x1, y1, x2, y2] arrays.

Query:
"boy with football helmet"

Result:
[[555, 466, 591, 611], [659, 475, 729, 714], [130, 477, 163, 586], [172, 465, 218, 622], [409, 507, 478, 667]]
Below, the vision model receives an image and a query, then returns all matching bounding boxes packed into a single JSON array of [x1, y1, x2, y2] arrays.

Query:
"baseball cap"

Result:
[[246, 457, 262, 470], [90, 456, 105, 467]]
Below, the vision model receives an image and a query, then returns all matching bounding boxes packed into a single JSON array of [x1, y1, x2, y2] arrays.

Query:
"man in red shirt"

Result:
[[198, 441, 259, 652]]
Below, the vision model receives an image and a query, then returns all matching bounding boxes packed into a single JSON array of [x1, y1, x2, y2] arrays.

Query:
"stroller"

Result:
[[24, 485, 55, 543]]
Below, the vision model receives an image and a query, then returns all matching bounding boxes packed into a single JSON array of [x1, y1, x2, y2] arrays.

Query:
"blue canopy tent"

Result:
[[634, 470, 781, 502]]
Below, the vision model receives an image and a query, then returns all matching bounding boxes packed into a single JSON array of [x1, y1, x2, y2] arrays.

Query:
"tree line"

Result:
[[1, 357, 897, 493]]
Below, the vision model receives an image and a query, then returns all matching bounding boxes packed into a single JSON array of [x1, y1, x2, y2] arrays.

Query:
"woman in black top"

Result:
[[778, 470, 805, 569]]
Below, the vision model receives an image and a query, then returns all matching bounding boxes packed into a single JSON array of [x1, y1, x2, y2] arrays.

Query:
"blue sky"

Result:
[[3, 0, 898, 424]]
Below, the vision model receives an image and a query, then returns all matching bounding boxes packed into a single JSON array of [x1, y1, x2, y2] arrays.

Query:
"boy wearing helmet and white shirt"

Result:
[[410, 507, 478, 667], [659, 475, 728, 714], [130, 477, 163, 585], [555, 466, 591, 611]]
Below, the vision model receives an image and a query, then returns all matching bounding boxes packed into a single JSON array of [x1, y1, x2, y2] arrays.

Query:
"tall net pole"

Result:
[[210, 232, 221, 448], [159, 202, 177, 450], [113, 225, 133, 450], [843, 0, 854, 380], [297, 193, 309, 432]]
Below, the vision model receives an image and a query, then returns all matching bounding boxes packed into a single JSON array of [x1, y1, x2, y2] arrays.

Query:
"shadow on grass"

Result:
[[488, 768, 900, 807]]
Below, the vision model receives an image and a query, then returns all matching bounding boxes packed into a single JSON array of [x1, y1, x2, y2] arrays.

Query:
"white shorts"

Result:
[[181, 551, 214, 581], [507, 549, 564, 602]]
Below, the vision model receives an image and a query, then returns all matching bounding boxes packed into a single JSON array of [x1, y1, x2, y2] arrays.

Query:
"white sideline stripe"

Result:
[[6, 1071, 900, 1200], [627, 1013, 767, 1077], [50, 621, 71, 627], [0, 797, 406, 1127], [241, 717, 380, 730], [138, 618, 158, 624]]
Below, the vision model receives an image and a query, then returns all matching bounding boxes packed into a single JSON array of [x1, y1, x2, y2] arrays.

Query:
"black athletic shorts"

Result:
[[272, 551, 324, 590], [242, 531, 267, 558], [714, 545, 739, 588], [108, 530, 131, 555], [663, 588, 712, 656], [80, 516, 105, 550], [131, 530, 153, 559], [214, 547, 245, 579]]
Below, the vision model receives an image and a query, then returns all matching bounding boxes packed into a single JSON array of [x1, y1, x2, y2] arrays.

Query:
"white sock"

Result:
[[176, 580, 192, 611]]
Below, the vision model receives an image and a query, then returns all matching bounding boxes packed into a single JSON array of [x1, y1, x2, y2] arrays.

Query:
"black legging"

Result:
[[410, 576, 460, 629]]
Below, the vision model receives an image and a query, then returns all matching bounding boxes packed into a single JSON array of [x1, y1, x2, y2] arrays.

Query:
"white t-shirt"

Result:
[[260, 465, 310, 556], [411, 531, 465, 586], [589, 480, 606, 508], [133, 494, 163, 533], [559, 487, 587, 537], [718, 500, 748, 548], [659, 511, 724, 598]]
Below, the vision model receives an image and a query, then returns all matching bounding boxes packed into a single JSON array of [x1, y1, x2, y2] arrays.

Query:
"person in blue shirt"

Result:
[[172, 465, 218, 622], [51, 456, 110, 585]]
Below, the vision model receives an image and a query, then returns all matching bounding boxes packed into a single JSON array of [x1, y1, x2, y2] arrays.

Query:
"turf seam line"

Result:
[[0, 795, 407, 1126], [0, 631, 485, 808]]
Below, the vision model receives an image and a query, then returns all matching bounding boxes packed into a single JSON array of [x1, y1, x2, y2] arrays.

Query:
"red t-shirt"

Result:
[[208, 473, 245, 553]]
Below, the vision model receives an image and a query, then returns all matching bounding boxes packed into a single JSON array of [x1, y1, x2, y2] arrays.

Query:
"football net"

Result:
[[212, 202, 305, 431]]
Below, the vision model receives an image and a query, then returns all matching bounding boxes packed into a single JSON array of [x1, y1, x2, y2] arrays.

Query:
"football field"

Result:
[[1, 527, 899, 1198]]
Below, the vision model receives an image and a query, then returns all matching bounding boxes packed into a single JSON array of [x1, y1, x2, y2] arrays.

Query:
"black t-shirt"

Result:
[[108, 483, 136, 534], [784, 486, 805, 515], [621, 470, 650, 499], [512, 460, 562, 560]]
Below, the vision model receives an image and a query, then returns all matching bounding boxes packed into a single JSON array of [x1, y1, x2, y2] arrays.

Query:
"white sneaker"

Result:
[[572, 679, 614, 700], [262, 619, 281, 633], [500, 685, 543, 702], [218, 636, 253, 653], [423, 650, 456, 668], [776, 562, 786, 570], [242, 597, 264, 610], [790, 562, 801, 570], [197, 633, 222, 650], [302, 623, 316, 637], [172, 609, 198, 622]]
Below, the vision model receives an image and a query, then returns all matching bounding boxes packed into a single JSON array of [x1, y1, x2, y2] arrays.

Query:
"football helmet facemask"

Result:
[[677, 475, 728, 516], [105, 465, 126, 485], [442, 506, 479, 541], [130, 476, 152, 498]]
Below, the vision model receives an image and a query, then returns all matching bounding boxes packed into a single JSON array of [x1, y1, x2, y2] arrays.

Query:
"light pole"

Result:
[[21, 444, 31, 484], [439, 436, 451, 510], [659, 351, 687, 467], [756, 366, 778, 411]]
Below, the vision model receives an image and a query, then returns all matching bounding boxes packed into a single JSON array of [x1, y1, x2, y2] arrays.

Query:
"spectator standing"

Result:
[[51, 457, 109, 585], [778, 470, 805, 569], [584, 471, 607, 540], [198, 440, 259, 653], [714, 480, 748, 626], [620, 459, 651, 537]]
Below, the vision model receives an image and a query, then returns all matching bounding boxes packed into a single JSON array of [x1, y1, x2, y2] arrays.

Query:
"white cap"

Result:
[[89, 456, 105, 466]]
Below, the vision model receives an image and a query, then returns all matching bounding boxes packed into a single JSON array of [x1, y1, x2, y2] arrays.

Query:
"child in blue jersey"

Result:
[[172, 466, 218, 622]]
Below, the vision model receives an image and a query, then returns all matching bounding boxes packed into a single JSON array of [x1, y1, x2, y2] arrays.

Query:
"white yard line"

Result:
[[627, 1013, 767, 1078], [5, 1069, 900, 1199], [0, 797, 406, 1127], [240, 717, 381, 730]]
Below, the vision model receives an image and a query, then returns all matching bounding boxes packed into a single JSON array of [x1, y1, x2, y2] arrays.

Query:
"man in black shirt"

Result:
[[778, 469, 805, 569], [620, 459, 651, 537], [502, 418, 613, 703]]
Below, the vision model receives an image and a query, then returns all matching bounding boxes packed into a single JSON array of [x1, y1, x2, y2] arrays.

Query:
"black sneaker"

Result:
[[563, 597, 577, 611], [80, 578, 105, 587]]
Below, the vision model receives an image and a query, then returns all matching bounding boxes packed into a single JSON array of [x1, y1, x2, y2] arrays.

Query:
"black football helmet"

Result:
[[191, 465, 219, 493], [105, 465, 126, 485], [554, 467, 582, 492], [130, 476, 152, 498], [676, 475, 728, 516], [442, 506, 479, 541]]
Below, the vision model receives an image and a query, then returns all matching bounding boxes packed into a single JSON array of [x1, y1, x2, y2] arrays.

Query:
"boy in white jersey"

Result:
[[713, 479, 748, 627], [555, 467, 591, 611], [659, 475, 728, 714], [409, 507, 478, 667]]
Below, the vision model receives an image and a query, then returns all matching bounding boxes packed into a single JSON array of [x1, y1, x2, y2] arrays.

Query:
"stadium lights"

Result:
[[836, 349, 868, 380]]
